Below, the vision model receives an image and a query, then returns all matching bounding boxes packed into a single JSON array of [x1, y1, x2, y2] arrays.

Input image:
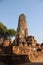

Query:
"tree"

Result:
[[7, 29, 16, 36], [0, 22, 7, 37], [0, 22, 16, 37]]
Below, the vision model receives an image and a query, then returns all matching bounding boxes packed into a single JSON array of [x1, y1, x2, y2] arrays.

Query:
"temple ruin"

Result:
[[0, 14, 43, 64], [13, 14, 43, 62], [15, 14, 37, 46]]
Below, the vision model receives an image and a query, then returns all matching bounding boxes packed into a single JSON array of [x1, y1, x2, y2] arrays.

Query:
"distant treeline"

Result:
[[0, 22, 16, 37]]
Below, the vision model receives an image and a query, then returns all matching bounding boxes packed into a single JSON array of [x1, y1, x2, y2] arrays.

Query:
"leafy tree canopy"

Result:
[[6, 29, 16, 37], [0, 22, 16, 37]]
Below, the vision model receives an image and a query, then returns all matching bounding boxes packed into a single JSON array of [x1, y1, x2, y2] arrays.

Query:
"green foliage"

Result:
[[0, 22, 16, 37], [0, 22, 7, 36], [0, 22, 7, 31], [7, 29, 16, 36]]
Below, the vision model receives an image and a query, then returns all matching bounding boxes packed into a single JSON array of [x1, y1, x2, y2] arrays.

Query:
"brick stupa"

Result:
[[15, 14, 28, 46]]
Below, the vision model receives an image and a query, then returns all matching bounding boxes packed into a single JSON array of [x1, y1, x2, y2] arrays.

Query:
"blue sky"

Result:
[[0, 0, 43, 43]]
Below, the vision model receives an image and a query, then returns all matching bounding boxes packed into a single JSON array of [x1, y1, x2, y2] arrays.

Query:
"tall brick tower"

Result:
[[15, 14, 28, 46]]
